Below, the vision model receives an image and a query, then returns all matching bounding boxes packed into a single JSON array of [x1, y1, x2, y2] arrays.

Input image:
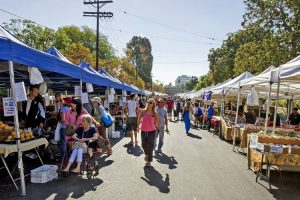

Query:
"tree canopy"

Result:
[[126, 36, 153, 89], [3, 18, 145, 89], [194, 0, 300, 90]]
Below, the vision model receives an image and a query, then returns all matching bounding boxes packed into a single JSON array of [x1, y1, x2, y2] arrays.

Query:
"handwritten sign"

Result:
[[86, 83, 94, 93], [14, 82, 27, 102], [81, 92, 89, 104], [74, 86, 82, 96]]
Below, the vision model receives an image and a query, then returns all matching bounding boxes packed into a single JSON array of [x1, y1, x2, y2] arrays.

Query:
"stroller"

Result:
[[58, 133, 106, 178], [40, 117, 61, 161]]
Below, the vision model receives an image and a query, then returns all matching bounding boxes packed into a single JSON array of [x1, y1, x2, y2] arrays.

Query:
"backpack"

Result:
[[101, 110, 114, 127], [197, 108, 202, 116]]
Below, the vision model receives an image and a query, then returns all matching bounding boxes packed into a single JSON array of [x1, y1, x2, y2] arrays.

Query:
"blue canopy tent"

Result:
[[78, 61, 124, 91], [44, 47, 124, 92], [98, 68, 136, 93], [0, 26, 120, 195]]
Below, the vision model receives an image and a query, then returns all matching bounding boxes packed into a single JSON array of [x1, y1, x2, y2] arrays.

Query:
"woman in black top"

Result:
[[62, 114, 98, 174], [244, 107, 256, 124]]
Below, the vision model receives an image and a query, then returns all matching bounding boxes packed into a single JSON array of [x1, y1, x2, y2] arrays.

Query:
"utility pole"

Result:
[[83, 0, 113, 70]]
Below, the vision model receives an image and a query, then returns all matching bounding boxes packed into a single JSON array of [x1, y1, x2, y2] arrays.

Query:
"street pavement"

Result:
[[1, 120, 300, 200]]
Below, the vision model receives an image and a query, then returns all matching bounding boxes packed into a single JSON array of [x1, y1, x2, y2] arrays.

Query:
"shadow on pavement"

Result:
[[1, 176, 103, 200], [96, 154, 114, 169], [124, 144, 144, 157], [187, 133, 202, 139], [154, 152, 178, 169], [255, 171, 300, 200], [141, 167, 170, 193]]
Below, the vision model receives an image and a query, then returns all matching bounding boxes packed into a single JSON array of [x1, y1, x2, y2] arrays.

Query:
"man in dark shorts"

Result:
[[125, 94, 139, 145], [166, 97, 174, 121]]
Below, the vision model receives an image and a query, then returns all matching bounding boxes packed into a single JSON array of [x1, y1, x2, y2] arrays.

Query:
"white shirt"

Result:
[[127, 100, 138, 117], [26, 98, 33, 115]]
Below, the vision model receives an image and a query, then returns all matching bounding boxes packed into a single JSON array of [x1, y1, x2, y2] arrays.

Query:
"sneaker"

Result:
[[145, 162, 151, 167]]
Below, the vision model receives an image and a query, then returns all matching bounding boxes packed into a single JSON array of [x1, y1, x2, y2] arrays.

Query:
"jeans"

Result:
[[155, 127, 165, 150], [59, 128, 66, 159], [141, 130, 156, 162], [207, 118, 212, 131], [69, 148, 83, 163]]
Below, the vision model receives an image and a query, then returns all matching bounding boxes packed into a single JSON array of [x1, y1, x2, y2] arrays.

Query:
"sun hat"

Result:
[[91, 97, 102, 105]]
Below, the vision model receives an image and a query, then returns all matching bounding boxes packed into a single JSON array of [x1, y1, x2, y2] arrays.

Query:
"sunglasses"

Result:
[[148, 102, 154, 104]]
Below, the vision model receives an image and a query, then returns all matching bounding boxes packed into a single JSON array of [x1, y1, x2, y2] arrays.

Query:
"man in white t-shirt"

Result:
[[125, 93, 140, 145]]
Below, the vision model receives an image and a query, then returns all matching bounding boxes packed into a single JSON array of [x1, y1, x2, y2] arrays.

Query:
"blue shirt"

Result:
[[207, 107, 214, 119], [60, 105, 70, 128]]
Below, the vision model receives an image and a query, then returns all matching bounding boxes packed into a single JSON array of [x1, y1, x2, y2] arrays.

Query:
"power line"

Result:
[[104, 26, 220, 45], [111, 7, 223, 42], [0, 8, 52, 29], [102, 20, 124, 50]]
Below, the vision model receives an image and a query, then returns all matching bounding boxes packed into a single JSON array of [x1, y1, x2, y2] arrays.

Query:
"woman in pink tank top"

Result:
[[138, 98, 160, 167]]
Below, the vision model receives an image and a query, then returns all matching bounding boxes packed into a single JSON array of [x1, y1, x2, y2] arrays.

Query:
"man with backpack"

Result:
[[193, 103, 202, 129]]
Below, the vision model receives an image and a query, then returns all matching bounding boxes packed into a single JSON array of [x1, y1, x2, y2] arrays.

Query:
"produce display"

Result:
[[0, 121, 34, 143], [222, 115, 246, 127]]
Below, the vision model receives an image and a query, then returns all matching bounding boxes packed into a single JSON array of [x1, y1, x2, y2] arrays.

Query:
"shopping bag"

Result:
[[189, 111, 195, 121], [54, 122, 62, 141]]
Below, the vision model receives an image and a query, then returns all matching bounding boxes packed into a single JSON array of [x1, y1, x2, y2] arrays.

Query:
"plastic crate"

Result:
[[112, 131, 120, 138], [30, 165, 58, 183]]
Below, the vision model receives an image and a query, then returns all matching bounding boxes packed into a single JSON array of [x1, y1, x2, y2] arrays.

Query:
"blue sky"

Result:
[[0, 0, 245, 85]]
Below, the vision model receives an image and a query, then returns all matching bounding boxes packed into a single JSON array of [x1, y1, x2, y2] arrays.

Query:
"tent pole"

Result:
[[233, 83, 241, 151], [264, 82, 272, 135], [80, 79, 83, 95], [9, 61, 26, 196], [272, 77, 280, 134], [220, 93, 225, 139]]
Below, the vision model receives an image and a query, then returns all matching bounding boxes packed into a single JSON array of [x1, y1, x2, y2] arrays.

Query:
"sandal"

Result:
[[145, 162, 151, 167], [71, 169, 80, 174], [61, 168, 69, 176]]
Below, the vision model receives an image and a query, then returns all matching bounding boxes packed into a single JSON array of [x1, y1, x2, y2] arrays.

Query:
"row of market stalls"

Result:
[[176, 55, 300, 188], [0, 25, 166, 195]]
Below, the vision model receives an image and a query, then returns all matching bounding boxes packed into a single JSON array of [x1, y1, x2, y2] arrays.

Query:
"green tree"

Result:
[[181, 76, 198, 92], [152, 82, 164, 93], [194, 74, 212, 90], [242, 0, 300, 58], [56, 26, 115, 60], [3, 19, 56, 50], [126, 36, 153, 89], [234, 34, 290, 75]]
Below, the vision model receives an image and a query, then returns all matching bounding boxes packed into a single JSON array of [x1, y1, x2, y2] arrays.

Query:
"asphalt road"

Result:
[[1, 120, 300, 200]]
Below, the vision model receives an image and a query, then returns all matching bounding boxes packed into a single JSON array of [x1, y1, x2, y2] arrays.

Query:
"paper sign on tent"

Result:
[[81, 92, 89, 104], [3, 97, 15, 117], [74, 86, 82, 96], [14, 82, 27, 102], [86, 83, 94, 93]]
